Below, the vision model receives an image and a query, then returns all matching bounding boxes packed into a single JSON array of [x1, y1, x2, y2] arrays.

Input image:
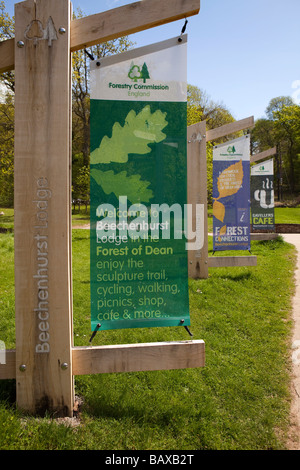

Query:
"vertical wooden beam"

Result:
[[187, 121, 208, 279], [14, 0, 73, 416]]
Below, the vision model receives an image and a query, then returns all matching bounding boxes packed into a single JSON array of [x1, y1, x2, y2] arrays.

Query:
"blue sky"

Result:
[[6, 0, 300, 121]]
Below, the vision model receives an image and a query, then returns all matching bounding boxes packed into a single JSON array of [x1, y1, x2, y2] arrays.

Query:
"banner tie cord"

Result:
[[178, 19, 188, 41]]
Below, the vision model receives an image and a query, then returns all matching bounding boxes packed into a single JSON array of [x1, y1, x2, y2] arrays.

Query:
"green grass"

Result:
[[275, 207, 300, 224], [0, 208, 14, 231], [0, 207, 91, 230], [71, 206, 90, 227], [2, 206, 299, 232], [207, 205, 300, 232], [0, 230, 297, 450]]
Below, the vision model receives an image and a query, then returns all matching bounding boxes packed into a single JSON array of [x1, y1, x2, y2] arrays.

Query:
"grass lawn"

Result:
[[0, 208, 14, 231], [207, 205, 300, 232], [1, 205, 299, 232], [0, 228, 297, 450]]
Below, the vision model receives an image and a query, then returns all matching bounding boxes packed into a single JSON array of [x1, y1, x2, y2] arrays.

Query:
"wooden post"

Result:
[[187, 121, 208, 279], [14, 0, 73, 416], [187, 117, 255, 279]]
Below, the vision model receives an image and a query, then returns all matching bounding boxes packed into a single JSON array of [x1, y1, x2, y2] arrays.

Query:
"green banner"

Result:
[[90, 37, 190, 332]]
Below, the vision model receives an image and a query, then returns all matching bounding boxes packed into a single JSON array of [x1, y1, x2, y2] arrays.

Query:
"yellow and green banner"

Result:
[[90, 36, 190, 332]]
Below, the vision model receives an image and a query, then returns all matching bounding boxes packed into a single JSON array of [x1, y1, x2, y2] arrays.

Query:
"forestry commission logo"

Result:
[[128, 62, 150, 83], [227, 145, 236, 154], [220, 144, 243, 157]]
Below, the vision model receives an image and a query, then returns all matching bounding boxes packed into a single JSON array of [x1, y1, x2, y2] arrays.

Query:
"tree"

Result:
[[0, 93, 14, 206], [187, 84, 235, 131], [251, 96, 300, 197], [71, 9, 134, 172], [0, 2, 14, 206], [0, 2, 134, 206], [141, 62, 150, 83], [265, 96, 294, 121], [0, 1, 14, 93], [273, 104, 300, 193], [187, 84, 237, 205], [128, 64, 141, 82]]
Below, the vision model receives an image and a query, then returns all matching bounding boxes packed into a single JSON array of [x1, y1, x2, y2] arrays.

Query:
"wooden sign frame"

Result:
[[0, 0, 204, 417], [187, 116, 257, 278]]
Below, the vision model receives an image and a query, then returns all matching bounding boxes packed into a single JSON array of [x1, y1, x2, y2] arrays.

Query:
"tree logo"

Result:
[[128, 62, 150, 83], [227, 145, 236, 154]]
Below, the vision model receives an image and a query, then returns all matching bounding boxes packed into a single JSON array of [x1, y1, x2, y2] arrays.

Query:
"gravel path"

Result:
[[282, 234, 300, 450]]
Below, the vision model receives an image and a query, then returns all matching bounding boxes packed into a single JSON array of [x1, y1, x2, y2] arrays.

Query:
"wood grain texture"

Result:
[[187, 121, 208, 278], [0, 37, 14, 73], [0, 341, 206, 378], [0, 0, 200, 72], [72, 341, 205, 375], [70, 0, 200, 51], [0, 350, 16, 380], [14, 0, 73, 416], [206, 116, 254, 142]]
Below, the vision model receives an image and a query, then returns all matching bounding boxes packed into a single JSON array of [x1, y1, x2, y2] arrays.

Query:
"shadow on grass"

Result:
[[215, 271, 253, 282], [0, 380, 16, 405]]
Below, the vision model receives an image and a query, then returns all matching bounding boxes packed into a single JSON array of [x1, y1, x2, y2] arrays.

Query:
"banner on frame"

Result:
[[251, 159, 275, 231], [212, 135, 251, 251], [89, 36, 190, 332]]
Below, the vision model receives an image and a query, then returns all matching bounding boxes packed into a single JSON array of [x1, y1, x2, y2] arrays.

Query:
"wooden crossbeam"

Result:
[[250, 147, 276, 163], [0, 37, 14, 73], [0, 342, 205, 379], [251, 233, 278, 241], [206, 116, 254, 142], [0, 0, 200, 73], [72, 341, 205, 375], [71, 0, 201, 52], [208, 256, 257, 268], [0, 350, 16, 380]]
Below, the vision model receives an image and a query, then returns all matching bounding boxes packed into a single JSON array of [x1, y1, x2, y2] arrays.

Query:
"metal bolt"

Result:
[[58, 27, 66, 34], [61, 362, 68, 370], [17, 40, 25, 48], [19, 364, 26, 372]]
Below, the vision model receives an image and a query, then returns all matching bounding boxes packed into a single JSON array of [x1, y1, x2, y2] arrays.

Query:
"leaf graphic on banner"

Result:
[[216, 159, 243, 199], [90, 105, 168, 164], [218, 225, 227, 241], [91, 168, 153, 203], [213, 200, 225, 223]]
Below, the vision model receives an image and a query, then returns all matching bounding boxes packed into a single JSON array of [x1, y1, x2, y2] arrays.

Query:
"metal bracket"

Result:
[[89, 323, 101, 343]]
